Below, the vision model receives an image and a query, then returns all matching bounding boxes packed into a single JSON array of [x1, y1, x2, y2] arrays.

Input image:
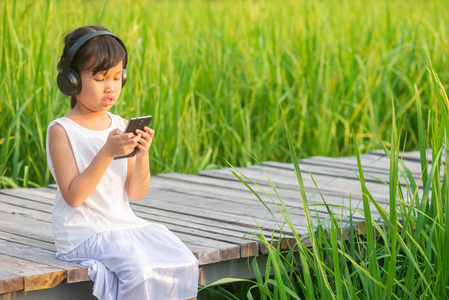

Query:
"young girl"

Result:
[[46, 25, 199, 300]]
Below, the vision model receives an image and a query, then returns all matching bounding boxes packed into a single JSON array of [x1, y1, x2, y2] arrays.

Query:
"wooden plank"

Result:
[[199, 166, 385, 196], [0, 189, 260, 264], [198, 163, 424, 211], [17, 183, 302, 237], [137, 190, 304, 235], [151, 175, 373, 240], [134, 199, 308, 255], [0, 150, 428, 295], [0, 212, 54, 245], [133, 211, 259, 258], [0, 185, 290, 258], [187, 245, 220, 265], [0, 188, 56, 204], [144, 178, 364, 254], [261, 159, 391, 183], [153, 173, 372, 222], [132, 200, 264, 237], [0, 195, 53, 213], [370, 148, 445, 164], [133, 205, 296, 255], [24, 271, 66, 291], [175, 231, 240, 262], [142, 190, 301, 231], [170, 225, 259, 259], [0, 193, 242, 265], [0, 187, 286, 256], [144, 188, 301, 225], [0, 239, 89, 285], [0, 231, 55, 252], [164, 173, 379, 216], [265, 153, 430, 182], [0, 254, 65, 292], [197, 167, 391, 214], [0, 173, 382, 254], [157, 171, 350, 209], [0, 204, 228, 267], [0, 270, 23, 294], [48, 174, 368, 233], [0, 195, 52, 222], [150, 175, 339, 220], [132, 183, 302, 235], [299, 154, 392, 172], [154, 173, 328, 218]]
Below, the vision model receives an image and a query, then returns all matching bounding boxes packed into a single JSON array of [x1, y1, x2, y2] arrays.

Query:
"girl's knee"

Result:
[[121, 264, 148, 283]]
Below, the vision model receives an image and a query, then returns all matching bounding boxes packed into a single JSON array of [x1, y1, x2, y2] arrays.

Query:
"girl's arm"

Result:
[[125, 126, 155, 200], [49, 124, 139, 207]]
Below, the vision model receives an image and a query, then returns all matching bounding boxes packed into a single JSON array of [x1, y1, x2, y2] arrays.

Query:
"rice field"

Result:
[[3, 1, 449, 298], [1, 0, 449, 188], [197, 63, 449, 299]]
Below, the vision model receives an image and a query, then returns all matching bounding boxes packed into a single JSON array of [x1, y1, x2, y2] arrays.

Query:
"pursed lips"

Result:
[[102, 95, 116, 106]]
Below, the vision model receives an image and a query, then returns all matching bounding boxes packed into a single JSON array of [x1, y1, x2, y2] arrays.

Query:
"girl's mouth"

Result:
[[102, 96, 116, 106]]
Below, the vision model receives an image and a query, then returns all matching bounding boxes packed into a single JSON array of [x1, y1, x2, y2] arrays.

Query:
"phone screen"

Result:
[[114, 115, 152, 160]]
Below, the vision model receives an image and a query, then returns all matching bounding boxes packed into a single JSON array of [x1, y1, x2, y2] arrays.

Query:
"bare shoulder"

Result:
[[48, 122, 78, 182], [49, 123, 68, 142], [48, 123, 73, 159]]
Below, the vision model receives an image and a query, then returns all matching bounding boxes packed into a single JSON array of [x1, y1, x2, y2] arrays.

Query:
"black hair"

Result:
[[58, 25, 128, 108]]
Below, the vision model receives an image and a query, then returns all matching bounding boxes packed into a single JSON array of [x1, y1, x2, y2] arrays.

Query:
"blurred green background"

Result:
[[1, 0, 448, 188]]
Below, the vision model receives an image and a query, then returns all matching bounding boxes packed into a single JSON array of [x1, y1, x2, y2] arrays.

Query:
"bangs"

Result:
[[72, 35, 127, 74]]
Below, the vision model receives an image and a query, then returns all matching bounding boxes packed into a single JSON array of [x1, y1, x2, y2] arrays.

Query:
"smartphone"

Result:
[[114, 115, 152, 160]]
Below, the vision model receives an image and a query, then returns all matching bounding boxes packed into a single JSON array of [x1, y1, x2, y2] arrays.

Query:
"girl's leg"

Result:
[[58, 251, 119, 300], [93, 225, 198, 299], [61, 225, 199, 299]]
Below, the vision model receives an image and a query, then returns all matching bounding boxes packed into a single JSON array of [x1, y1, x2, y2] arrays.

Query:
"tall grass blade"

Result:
[[427, 58, 449, 299], [282, 108, 334, 299], [353, 133, 381, 299], [385, 98, 399, 300], [415, 84, 428, 189]]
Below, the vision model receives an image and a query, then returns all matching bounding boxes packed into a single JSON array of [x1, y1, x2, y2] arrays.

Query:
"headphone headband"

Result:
[[57, 30, 128, 97], [58, 30, 127, 72]]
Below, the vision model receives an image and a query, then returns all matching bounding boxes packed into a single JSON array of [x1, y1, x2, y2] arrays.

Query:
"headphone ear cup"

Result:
[[122, 69, 127, 88], [57, 69, 81, 96]]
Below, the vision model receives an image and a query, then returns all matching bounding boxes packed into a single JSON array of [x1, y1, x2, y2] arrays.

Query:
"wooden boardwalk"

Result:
[[0, 149, 436, 297]]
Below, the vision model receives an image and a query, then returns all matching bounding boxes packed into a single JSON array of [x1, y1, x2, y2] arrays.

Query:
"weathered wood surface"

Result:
[[0, 149, 436, 294]]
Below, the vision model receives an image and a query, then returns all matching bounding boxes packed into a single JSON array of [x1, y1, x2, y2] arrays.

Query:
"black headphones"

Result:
[[57, 31, 128, 96]]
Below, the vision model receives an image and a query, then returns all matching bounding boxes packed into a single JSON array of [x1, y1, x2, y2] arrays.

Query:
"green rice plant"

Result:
[[202, 60, 448, 298], [2, 0, 449, 188]]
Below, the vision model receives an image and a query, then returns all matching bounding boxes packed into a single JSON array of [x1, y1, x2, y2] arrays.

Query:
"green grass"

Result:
[[2, 1, 449, 298], [203, 62, 449, 299], [2, 0, 449, 188]]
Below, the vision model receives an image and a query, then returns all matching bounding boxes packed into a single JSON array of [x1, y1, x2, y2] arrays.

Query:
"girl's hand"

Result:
[[135, 127, 155, 158], [103, 129, 141, 158], [125, 127, 153, 200]]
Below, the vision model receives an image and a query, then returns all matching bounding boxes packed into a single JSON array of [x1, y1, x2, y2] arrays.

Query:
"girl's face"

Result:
[[76, 62, 124, 113]]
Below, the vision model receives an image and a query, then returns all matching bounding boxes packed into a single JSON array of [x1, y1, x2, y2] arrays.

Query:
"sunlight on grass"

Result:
[[2, 0, 449, 187], [200, 62, 449, 299]]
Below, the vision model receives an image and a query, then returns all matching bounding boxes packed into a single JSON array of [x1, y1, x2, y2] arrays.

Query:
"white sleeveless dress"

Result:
[[46, 112, 199, 300]]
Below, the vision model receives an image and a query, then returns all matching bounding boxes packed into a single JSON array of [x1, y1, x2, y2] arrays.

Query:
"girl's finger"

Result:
[[143, 127, 155, 138], [137, 130, 153, 142], [138, 143, 147, 150], [138, 137, 151, 148], [131, 133, 142, 144]]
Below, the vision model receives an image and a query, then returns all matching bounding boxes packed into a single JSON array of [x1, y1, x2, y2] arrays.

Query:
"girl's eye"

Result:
[[95, 78, 104, 82]]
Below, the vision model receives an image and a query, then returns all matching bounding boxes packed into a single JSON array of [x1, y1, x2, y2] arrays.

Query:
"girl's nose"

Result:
[[104, 80, 115, 93]]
